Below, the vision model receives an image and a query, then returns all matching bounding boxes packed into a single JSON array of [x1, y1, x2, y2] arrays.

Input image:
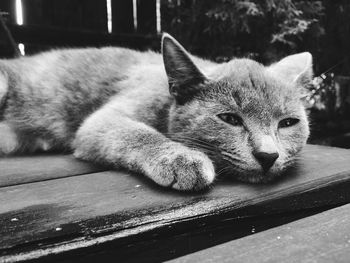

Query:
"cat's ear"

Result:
[[268, 52, 313, 87], [162, 33, 207, 103]]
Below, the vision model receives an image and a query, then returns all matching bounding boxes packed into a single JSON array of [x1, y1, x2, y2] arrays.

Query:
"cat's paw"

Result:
[[151, 149, 215, 191]]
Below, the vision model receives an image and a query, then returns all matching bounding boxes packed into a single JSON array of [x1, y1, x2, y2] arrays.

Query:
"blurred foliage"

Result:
[[162, 0, 324, 63], [319, 0, 350, 76], [307, 74, 350, 145], [308, 75, 335, 112]]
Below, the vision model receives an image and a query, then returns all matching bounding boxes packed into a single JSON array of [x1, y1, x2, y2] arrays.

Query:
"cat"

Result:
[[0, 33, 312, 191]]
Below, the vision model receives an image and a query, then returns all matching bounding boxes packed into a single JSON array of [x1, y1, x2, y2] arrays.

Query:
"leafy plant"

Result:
[[161, 0, 324, 63]]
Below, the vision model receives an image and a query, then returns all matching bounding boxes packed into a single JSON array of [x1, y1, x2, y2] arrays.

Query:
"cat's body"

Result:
[[0, 34, 312, 190], [0, 47, 175, 148]]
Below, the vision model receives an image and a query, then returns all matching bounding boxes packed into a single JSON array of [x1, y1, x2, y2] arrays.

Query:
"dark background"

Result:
[[0, 0, 349, 147]]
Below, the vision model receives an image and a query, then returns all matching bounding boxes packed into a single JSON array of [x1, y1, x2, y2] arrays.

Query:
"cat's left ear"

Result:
[[162, 33, 207, 104], [268, 52, 313, 87]]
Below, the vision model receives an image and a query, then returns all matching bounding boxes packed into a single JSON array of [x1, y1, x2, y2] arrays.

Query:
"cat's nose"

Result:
[[253, 151, 279, 172]]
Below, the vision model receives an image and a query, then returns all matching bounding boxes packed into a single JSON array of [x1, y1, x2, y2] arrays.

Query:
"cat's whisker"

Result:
[[171, 137, 247, 171], [172, 137, 215, 149], [220, 151, 242, 163], [168, 136, 219, 152], [167, 134, 218, 148], [180, 141, 217, 151], [181, 143, 219, 156], [221, 156, 241, 167], [216, 166, 232, 176]]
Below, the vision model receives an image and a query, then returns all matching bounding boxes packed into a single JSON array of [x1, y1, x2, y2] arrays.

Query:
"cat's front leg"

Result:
[[72, 106, 215, 191]]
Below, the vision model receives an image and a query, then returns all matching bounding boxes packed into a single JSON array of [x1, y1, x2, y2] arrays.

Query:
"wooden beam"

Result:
[[168, 203, 350, 263], [1, 145, 350, 261]]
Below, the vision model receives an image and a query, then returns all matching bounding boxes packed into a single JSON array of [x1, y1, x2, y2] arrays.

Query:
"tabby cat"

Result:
[[0, 33, 312, 191]]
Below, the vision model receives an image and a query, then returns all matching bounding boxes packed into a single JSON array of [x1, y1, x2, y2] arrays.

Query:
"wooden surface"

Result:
[[0, 155, 105, 187], [168, 203, 350, 263], [1, 144, 350, 262]]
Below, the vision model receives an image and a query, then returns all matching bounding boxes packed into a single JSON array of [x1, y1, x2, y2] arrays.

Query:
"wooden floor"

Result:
[[1, 144, 350, 262]]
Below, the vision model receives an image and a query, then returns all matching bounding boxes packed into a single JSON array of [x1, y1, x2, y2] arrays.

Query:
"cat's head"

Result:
[[162, 33, 311, 183]]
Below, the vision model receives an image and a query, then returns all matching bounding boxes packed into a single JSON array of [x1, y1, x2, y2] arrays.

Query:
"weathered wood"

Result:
[[0, 154, 106, 188], [1, 145, 350, 262], [168, 203, 350, 263]]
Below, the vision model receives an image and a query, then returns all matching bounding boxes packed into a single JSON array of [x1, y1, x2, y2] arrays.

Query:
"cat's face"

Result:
[[162, 34, 311, 183]]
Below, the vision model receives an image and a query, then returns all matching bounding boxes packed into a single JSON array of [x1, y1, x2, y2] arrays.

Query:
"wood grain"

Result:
[[168, 203, 350, 263], [0, 154, 106, 187], [1, 144, 350, 262]]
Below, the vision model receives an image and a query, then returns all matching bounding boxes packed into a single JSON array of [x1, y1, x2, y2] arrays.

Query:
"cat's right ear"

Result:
[[162, 33, 207, 104], [267, 52, 313, 88]]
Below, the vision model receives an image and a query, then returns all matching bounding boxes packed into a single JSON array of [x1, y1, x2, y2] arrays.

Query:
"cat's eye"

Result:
[[218, 113, 243, 126], [279, 118, 300, 128]]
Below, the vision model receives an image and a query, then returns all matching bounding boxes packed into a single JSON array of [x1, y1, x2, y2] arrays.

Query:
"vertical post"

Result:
[[156, 0, 161, 33]]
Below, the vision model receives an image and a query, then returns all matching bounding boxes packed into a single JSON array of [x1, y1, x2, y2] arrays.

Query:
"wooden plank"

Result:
[[112, 0, 134, 33], [0, 155, 106, 188], [1, 144, 350, 262], [168, 203, 350, 263]]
